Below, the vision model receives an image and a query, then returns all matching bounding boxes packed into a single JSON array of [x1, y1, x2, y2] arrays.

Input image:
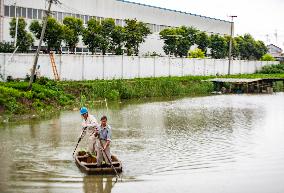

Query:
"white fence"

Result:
[[0, 54, 279, 80]]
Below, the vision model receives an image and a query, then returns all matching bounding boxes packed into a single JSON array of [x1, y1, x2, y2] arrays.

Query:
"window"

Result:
[[27, 8, 32, 19], [4, 6, 9, 17], [84, 15, 89, 24], [76, 14, 80, 19], [38, 10, 42, 19], [58, 12, 63, 21], [21, 7, 27, 18], [32, 9, 37, 19], [52, 11, 57, 19], [10, 6, 15, 17], [16, 7, 21, 17]]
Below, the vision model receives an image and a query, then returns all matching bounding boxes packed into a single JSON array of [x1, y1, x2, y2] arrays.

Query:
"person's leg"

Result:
[[102, 141, 111, 164], [96, 143, 103, 166]]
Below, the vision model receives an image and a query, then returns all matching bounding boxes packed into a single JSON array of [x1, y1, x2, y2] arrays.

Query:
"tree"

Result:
[[159, 28, 178, 56], [176, 26, 198, 57], [254, 40, 268, 60], [209, 34, 227, 59], [30, 17, 64, 52], [124, 19, 151, 56], [234, 34, 267, 60], [196, 31, 210, 55], [261, 53, 275, 61], [9, 17, 34, 52], [82, 18, 103, 55], [188, 48, 205, 58], [160, 26, 198, 57], [224, 35, 239, 59], [111, 25, 125, 55], [62, 17, 84, 53], [100, 18, 116, 55]]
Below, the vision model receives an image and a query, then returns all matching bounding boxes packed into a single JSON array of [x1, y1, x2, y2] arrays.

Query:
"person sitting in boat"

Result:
[[95, 115, 112, 166], [80, 107, 99, 154]]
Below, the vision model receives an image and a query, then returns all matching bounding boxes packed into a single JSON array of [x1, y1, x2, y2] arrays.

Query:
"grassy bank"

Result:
[[1, 74, 284, 122]]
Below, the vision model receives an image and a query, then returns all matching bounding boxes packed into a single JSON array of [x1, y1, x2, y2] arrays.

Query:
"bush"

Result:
[[0, 42, 14, 53], [261, 53, 275, 61], [259, 63, 284, 74], [188, 48, 205, 58]]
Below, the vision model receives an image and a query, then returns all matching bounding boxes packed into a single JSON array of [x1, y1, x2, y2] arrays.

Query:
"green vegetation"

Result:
[[1, 73, 283, 121], [258, 63, 284, 74], [159, 26, 268, 60], [30, 17, 64, 52], [261, 53, 276, 61], [9, 17, 34, 52], [159, 26, 198, 57], [62, 17, 84, 53], [0, 42, 14, 53], [209, 34, 227, 59], [188, 48, 205, 58], [124, 19, 151, 56]]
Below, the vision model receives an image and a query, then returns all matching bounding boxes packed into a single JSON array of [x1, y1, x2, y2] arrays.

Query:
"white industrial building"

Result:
[[0, 0, 232, 55]]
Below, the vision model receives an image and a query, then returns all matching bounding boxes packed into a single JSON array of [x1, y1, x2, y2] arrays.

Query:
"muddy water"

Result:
[[1, 94, 284, 193]]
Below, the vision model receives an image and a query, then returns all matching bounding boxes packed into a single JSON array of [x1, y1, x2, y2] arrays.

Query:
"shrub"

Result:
[[188, 48, 205, 58], [259, 63, 284, 74], [261, 53, 275, 61]]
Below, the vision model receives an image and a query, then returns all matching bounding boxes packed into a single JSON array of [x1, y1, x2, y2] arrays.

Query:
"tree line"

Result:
[[8, 17, 151, 56], [5, 16, 268, 60], [159, 26, 268, 60]]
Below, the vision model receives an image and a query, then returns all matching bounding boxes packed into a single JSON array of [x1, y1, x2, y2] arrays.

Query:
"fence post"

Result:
[[181, 57, 184, 76], [193, 59, 196, 76], [59, 54, 62, 79], [138, 56, 141, 78], [102, 56, 105, 80], [203, 59, 206, 76], [82, 55, 85, 80], [121, 55, 124, 79], [153, 56, 156, 77], [3, 53, 6, 80], [168, 56, 171, 77]]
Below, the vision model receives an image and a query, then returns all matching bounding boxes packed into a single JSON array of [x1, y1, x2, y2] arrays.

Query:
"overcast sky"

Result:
[[127, 0, 284, 49]]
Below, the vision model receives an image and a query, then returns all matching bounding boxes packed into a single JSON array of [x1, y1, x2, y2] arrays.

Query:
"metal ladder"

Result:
[[49, 52, 60, 81]]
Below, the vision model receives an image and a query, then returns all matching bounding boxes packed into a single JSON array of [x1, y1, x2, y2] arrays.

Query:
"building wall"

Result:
[[1, 0, 232, 55], [0, 54, 277, 81]]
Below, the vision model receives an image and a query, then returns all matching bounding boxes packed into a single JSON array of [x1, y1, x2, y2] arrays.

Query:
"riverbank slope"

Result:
[[1, 74, 284, 122]]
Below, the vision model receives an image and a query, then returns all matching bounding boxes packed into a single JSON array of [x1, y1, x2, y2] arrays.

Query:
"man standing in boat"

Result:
[[80, 107, 99, 154], [95, 116, 112, 166]]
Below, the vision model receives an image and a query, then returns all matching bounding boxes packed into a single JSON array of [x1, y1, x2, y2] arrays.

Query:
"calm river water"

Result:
[[1, 93, 284, 193]]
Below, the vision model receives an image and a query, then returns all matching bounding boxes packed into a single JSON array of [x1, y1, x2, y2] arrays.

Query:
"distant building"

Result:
[[267, 44, 283, 58], [0, 0, 232, 55]]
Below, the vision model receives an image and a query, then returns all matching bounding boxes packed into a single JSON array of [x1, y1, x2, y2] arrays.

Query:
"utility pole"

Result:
[[228, 15, 237, 75], [14, 0, 19, 47], [28, 0, 58, 89], [0, 0, 4, 42]]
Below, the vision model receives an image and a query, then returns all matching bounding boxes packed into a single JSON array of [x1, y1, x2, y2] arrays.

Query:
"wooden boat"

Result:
[[75, 151, 123, 175]]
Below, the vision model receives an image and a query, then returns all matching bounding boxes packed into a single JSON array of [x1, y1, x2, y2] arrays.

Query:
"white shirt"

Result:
[[81, 114, 99, 137]]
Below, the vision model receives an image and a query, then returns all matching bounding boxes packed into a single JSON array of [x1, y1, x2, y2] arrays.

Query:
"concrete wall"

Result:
[[0, 53, 278, 81]]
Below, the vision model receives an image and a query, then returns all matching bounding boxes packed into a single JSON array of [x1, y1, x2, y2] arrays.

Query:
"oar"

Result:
[[72, 127, 87, 157], [98, 137, 120, 181]]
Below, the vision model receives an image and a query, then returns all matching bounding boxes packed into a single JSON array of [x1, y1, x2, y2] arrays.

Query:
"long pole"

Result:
[[0, 0, 4, 42], [228, 15, 237, 75], [98, 138, 120, 180], [14, 1, 18, 47], [28, 0, 53, 90]]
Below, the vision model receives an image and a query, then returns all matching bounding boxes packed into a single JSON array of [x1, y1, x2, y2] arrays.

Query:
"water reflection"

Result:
[[83, 176, 116, 193], [0, 94, 284, 193]]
